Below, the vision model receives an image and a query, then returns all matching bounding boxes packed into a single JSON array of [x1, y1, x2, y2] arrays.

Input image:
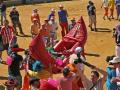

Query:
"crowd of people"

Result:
[[1, 0, 120, 90]]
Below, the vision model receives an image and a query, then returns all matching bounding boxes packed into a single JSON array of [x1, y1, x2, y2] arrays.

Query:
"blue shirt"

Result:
[[48, 13, 55, 21], [32, 60, 44, 72], [58, 10, 68, 23], [106, 67, 117, 90], [87, 4, 96, 16]]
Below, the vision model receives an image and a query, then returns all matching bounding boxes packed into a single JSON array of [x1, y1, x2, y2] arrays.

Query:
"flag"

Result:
[[29, 33, 54, 68]]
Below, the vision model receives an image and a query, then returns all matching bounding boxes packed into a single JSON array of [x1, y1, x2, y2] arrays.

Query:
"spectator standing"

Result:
[[31, 9, 41, 28], [108, 0, 115, 19], [58, 67, 81, 90], [87, 1, 97, 31], [48, 8, 55, 21], [0, 0, 6, 25], [58, 5, 68, 37], [68, 17, 76, 31], [0, 20, 14, 62], [9, 6, 24, 35], [8, 44, 23, 90], [40, 19, 51, 46], [30, 18, 40, 38], [101, 0, 109, 20], [79, 63, 107, 90], [106, 57, 120, 90], [113, 24, 120, 57], [115, 0, 120, 20], [48, 16, 58, 47]]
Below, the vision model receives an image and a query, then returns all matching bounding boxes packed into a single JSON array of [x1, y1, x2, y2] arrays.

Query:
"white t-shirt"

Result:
[[48, 21, 58, 32], [103, 0, 109, 7]]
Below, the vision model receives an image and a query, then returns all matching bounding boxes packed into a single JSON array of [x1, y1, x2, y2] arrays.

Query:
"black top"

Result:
[[9, 11, 19, 22], [0, 3, 6, 12], [87, 4, 96, 16], [8, 53, 23, 76]]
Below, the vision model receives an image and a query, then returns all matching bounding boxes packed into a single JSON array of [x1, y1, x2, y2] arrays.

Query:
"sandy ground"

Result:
[[0, 0, 119, 89]]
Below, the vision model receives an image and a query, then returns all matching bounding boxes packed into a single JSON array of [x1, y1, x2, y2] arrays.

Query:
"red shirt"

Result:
[[0, 26, 14, 45]]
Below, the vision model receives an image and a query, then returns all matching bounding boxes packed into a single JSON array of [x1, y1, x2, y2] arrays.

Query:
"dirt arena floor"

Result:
[[0, 0, 119, 89]]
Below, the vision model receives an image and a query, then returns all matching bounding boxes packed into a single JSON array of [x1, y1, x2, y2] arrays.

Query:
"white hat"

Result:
[[75, 47, 82, 54], [109, 57, 120, 64]]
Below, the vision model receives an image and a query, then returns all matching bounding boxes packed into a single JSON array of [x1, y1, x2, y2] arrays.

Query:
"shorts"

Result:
[[8, 75, 22, 89], [89, 15, 96, 24]]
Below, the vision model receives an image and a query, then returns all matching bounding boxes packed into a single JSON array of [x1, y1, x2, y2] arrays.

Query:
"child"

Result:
[[48, 16, 58, 47], [30, 18, 40, 38], [31, 9, 41, 28], [40, 19, 51, 46]]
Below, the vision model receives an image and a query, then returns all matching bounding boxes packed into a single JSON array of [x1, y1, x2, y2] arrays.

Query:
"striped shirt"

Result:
[[0, 26, 14, 45]]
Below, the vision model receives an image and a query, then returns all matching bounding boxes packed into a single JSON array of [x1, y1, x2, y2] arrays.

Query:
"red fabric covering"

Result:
[[54, 16, 87, 53], [29, 33, 54, 68], [22, 75, 29, 90], [40, 80, 58, 90]]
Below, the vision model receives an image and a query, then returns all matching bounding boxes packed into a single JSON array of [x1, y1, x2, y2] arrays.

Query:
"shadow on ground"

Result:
[[96, 28, 112, 32], [0, 76, 8, 80]]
